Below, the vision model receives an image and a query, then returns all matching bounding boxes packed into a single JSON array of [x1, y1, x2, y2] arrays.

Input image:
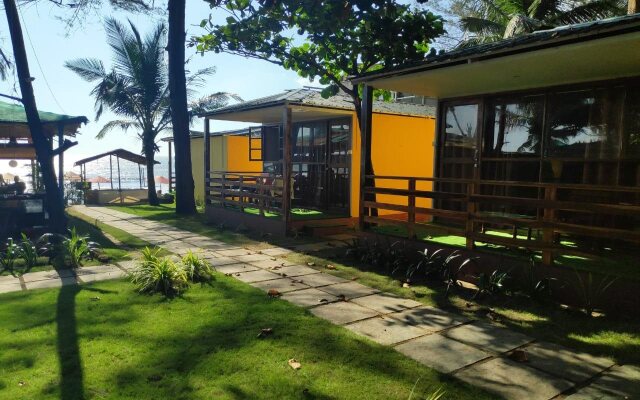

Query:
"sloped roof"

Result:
[[353, 14, 640, 84], [74, 149, 159, 166], [0, 100, 88, 138], [200, 88, 435, 118]]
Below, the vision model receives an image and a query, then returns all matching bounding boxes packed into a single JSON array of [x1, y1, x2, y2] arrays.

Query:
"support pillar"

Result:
[[282, 106, 293, 234], [116, 156, 122, 203], [57, 124, 64, 200], [359, 85, 373, 230], [109, 155, 114, 189], [168, 140, 173, 192], [203, 118, 211, 206]]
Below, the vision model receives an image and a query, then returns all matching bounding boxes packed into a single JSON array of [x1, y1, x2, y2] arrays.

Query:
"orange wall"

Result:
[[350, 113, 436, 217], [226, 136, 263, 172]]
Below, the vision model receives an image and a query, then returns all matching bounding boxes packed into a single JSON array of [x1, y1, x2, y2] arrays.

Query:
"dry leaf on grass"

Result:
[[508, 349, 529, 363], [268, 289, 282, 298], [288, 359, 302, 370], [402, 282, 411, 288], [325, 264, 336, 270], [307, 262, 315, 266], [257, 328, 273, 338]]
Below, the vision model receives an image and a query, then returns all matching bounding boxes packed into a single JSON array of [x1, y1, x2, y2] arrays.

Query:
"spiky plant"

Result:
[[129, 257, 189, 297], [181, 250, 215, 283]]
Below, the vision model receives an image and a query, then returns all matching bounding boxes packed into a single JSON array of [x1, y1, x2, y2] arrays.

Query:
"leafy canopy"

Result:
[[195, 0, 445, 101]]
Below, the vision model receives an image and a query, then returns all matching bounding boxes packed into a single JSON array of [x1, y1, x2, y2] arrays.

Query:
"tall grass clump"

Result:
[[182, 250, 215, 284], [130, 255, 189, 297]]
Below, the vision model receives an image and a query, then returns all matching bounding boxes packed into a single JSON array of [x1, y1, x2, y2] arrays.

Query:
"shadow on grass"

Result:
[[56, 284, 83, 400]]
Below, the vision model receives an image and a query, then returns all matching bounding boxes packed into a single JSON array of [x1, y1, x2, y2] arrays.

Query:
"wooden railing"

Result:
[[205, 171, 285, 216], [362, 175, 640, 264]]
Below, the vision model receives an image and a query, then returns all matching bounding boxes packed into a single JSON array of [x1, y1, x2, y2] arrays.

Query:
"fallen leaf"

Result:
[[402, 282, 411, 288], [350, 277, 358, 281], [508, 349, 529, 363], [318, 298, 329, 303], [325, 264, 336, 270], [280, 273, 288, 277], [257, 328, 273, 338], [268, 289, 282, 298], [18, 380, 26, 387], [307, 262, 315, 266], [91, 296, 101, 301], [225, 273, 232, 276], [288, 359, 302, 370], [270, 257, 277, 261], [337, 294, 348, 302]]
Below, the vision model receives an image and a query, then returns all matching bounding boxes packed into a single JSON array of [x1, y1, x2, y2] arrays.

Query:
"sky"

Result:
[[0, 1, 317, 173]]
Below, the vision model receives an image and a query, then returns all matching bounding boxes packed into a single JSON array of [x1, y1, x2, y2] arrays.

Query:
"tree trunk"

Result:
[[168, 0, 197, 215], [3, 0, 67, 233], [629, 0, 638, 14], [144, 138, 159, 206], [351, 86, 378, 218]]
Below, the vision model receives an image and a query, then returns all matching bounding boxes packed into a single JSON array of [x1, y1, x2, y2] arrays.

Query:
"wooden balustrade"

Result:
[[362, 175, 640, 265], [205, 171, 285, 216]]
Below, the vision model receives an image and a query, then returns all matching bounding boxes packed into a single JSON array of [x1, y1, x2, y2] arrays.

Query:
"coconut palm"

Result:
[[65, 18, 221, 205], [455, 0, 626, 46]]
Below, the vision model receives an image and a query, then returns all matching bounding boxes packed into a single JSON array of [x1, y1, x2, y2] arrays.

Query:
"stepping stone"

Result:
[[0, 280, 22, 293], [0, 275, 20, 285], [319, 282, 380, 299], [216, 263, 259, 275], [250, 277, 309, 294], [352, 293, 422, 314], [565, 385, 620, 399], [576, 365, 640, 399], [296, 273, 349, 288], [116, 260, 138, 271], [310, 301, 377, 325], [389, 306, 468, 333], [260, 247, 291, 256], [281, 288, 338, 308], [76, 265, 123, 276], [22, 269, 75, 282], [234, 254, 273, 263], [523, 342, 615, 383], [216, 248, 252, 257], [455, 357, 573, 400], [79, 270, 126, 283], [25, 276, 78, 290], [248, 259, 295, 269], [234, 269, 280, 283], [443, 321, 533, 353], [274, 265, 320, 277], [346, 315, 427, 345], [396, 334, 491, 373], [204, 256, 239, 267]]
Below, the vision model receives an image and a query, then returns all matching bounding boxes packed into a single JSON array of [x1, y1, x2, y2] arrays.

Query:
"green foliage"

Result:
[[17, 233, 39, 273], [181, 250, 215, 284], [129, 254, 189, 297], [520, 255, 553, 300], [570, 269, 618, 317], [195, 0, 445, 105], [63, 227, 101, 268], [0, 238, 19, 273], [474, 269, 511, 299]]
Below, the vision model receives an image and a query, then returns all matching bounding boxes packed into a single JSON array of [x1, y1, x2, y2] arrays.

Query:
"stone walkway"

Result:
[[8, 205, 639, 400]]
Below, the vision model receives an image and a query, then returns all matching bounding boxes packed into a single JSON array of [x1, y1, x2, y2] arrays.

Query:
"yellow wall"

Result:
[[190, 135, 262, 203], [350, 113, 436, 218]]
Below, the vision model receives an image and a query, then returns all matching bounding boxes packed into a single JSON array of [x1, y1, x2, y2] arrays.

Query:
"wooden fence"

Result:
[[205, 171, 285, 216], [362, 175, 640, 264]]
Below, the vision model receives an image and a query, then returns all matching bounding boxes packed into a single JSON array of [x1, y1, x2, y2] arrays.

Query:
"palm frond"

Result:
[[460, 16, 506, 36], [64, 58, 106, 82], [96, 119, 140, 139], [189, 92, 243, 115], [547, 0, 625, 25]]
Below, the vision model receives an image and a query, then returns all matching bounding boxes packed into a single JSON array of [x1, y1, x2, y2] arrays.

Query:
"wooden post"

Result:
[[629, 0, 638, 14], [359, 85, 374, 230], [408, 178, 416, 239], [138, 164, 142, 189], [465, 182, 476, 249], [204, 118, 211, 206], [168, 140, 173, 192], [109, 154, 114, 189], [542, 185, 557, 265], [282, 106, 293, 234], [57, 124, 64, 200], [116, 156, 122, 203]]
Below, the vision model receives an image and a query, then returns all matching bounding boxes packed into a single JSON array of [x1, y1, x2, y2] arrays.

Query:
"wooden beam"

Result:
[[629, 0, 638, 14], [204, 118, 211, 206], [359, 84, 373, 230], [282, 105, 293, 234]]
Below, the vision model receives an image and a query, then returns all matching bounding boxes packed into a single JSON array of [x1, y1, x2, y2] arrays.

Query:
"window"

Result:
[[484, 96, 544, 157]]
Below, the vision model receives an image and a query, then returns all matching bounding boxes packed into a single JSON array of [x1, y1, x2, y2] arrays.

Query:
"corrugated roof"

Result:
[[353, 13, 640, 83], [0, 100, 88, 137], [200, 88, 435, 118]]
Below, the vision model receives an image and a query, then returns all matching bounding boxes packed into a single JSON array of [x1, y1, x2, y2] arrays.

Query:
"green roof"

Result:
[[0, 100, 88, 138]]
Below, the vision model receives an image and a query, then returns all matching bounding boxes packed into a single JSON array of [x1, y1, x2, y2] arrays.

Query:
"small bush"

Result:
[[16, 234, 39, 274], [182, 251, 215, 284], [0, 238, 19, 273], [63, 227, 100, 268], [130, 250, 189, 297]]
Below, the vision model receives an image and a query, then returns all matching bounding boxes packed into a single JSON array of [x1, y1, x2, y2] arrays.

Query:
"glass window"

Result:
[[443, 104, 478, 159], [547, 88, 623, 159], [484, 96, 544, 156], [623, 85, 640, 158]]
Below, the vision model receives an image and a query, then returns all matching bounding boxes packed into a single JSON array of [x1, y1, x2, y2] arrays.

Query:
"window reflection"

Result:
[[485, 96, 544, 156]]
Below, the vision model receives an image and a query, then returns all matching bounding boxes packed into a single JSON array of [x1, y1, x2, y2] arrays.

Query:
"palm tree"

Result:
[[455, 0, 627, 46]]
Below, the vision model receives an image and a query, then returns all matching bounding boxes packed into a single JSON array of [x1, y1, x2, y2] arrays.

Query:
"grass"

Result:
[[111, 204, 640, 366], [0, 277, 493, 400]]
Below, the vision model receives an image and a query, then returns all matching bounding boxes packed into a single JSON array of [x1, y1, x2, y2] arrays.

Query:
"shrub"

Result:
[[140, 246, 162, 268], [17, 234, 39, 273], [63, 227, 101, 268], [182, 250, 215, 283], [0, 238, 19, 273], [129, 256, 189, 297]]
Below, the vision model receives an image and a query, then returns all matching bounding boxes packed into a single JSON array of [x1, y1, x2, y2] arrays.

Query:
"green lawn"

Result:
[[0, 277, 492, 400], [110, 204, 640, 366]]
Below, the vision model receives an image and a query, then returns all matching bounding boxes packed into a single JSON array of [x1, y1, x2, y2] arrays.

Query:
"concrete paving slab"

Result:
[[248, 259, 295, 269], [293, 272, 349, 288], [0, 281, 23, 293], [250, 277, 309, 294], [319, 281, 380, 299], [76, 265, 123, 276], [352, 293, 422, 314], [346, 315, 428, 345], [21, 269, 75, 282], [565, 385, 620, 400], [275, 265, 320, 277], [259, 247, 291, 256], [455, 357, 574, 400], [443, 321, 534, 354], [234, 269, 281, 283], [390, 306, 468, 333], [215, 248, 252, 257], [116, 260, 138, 271], [310, 301, 378, 325], [396, 334, 491, 373], [281, 288, 338, 308], [0, 275, 20, 285], [524, 342, 615, 383], [25, 276, 78, 290], [204, 256, 240, 267], [79, 270, 126, 283], [233, 254, 273, 263], [585, 365, 640, 399], [216, 263, 260, 275]]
